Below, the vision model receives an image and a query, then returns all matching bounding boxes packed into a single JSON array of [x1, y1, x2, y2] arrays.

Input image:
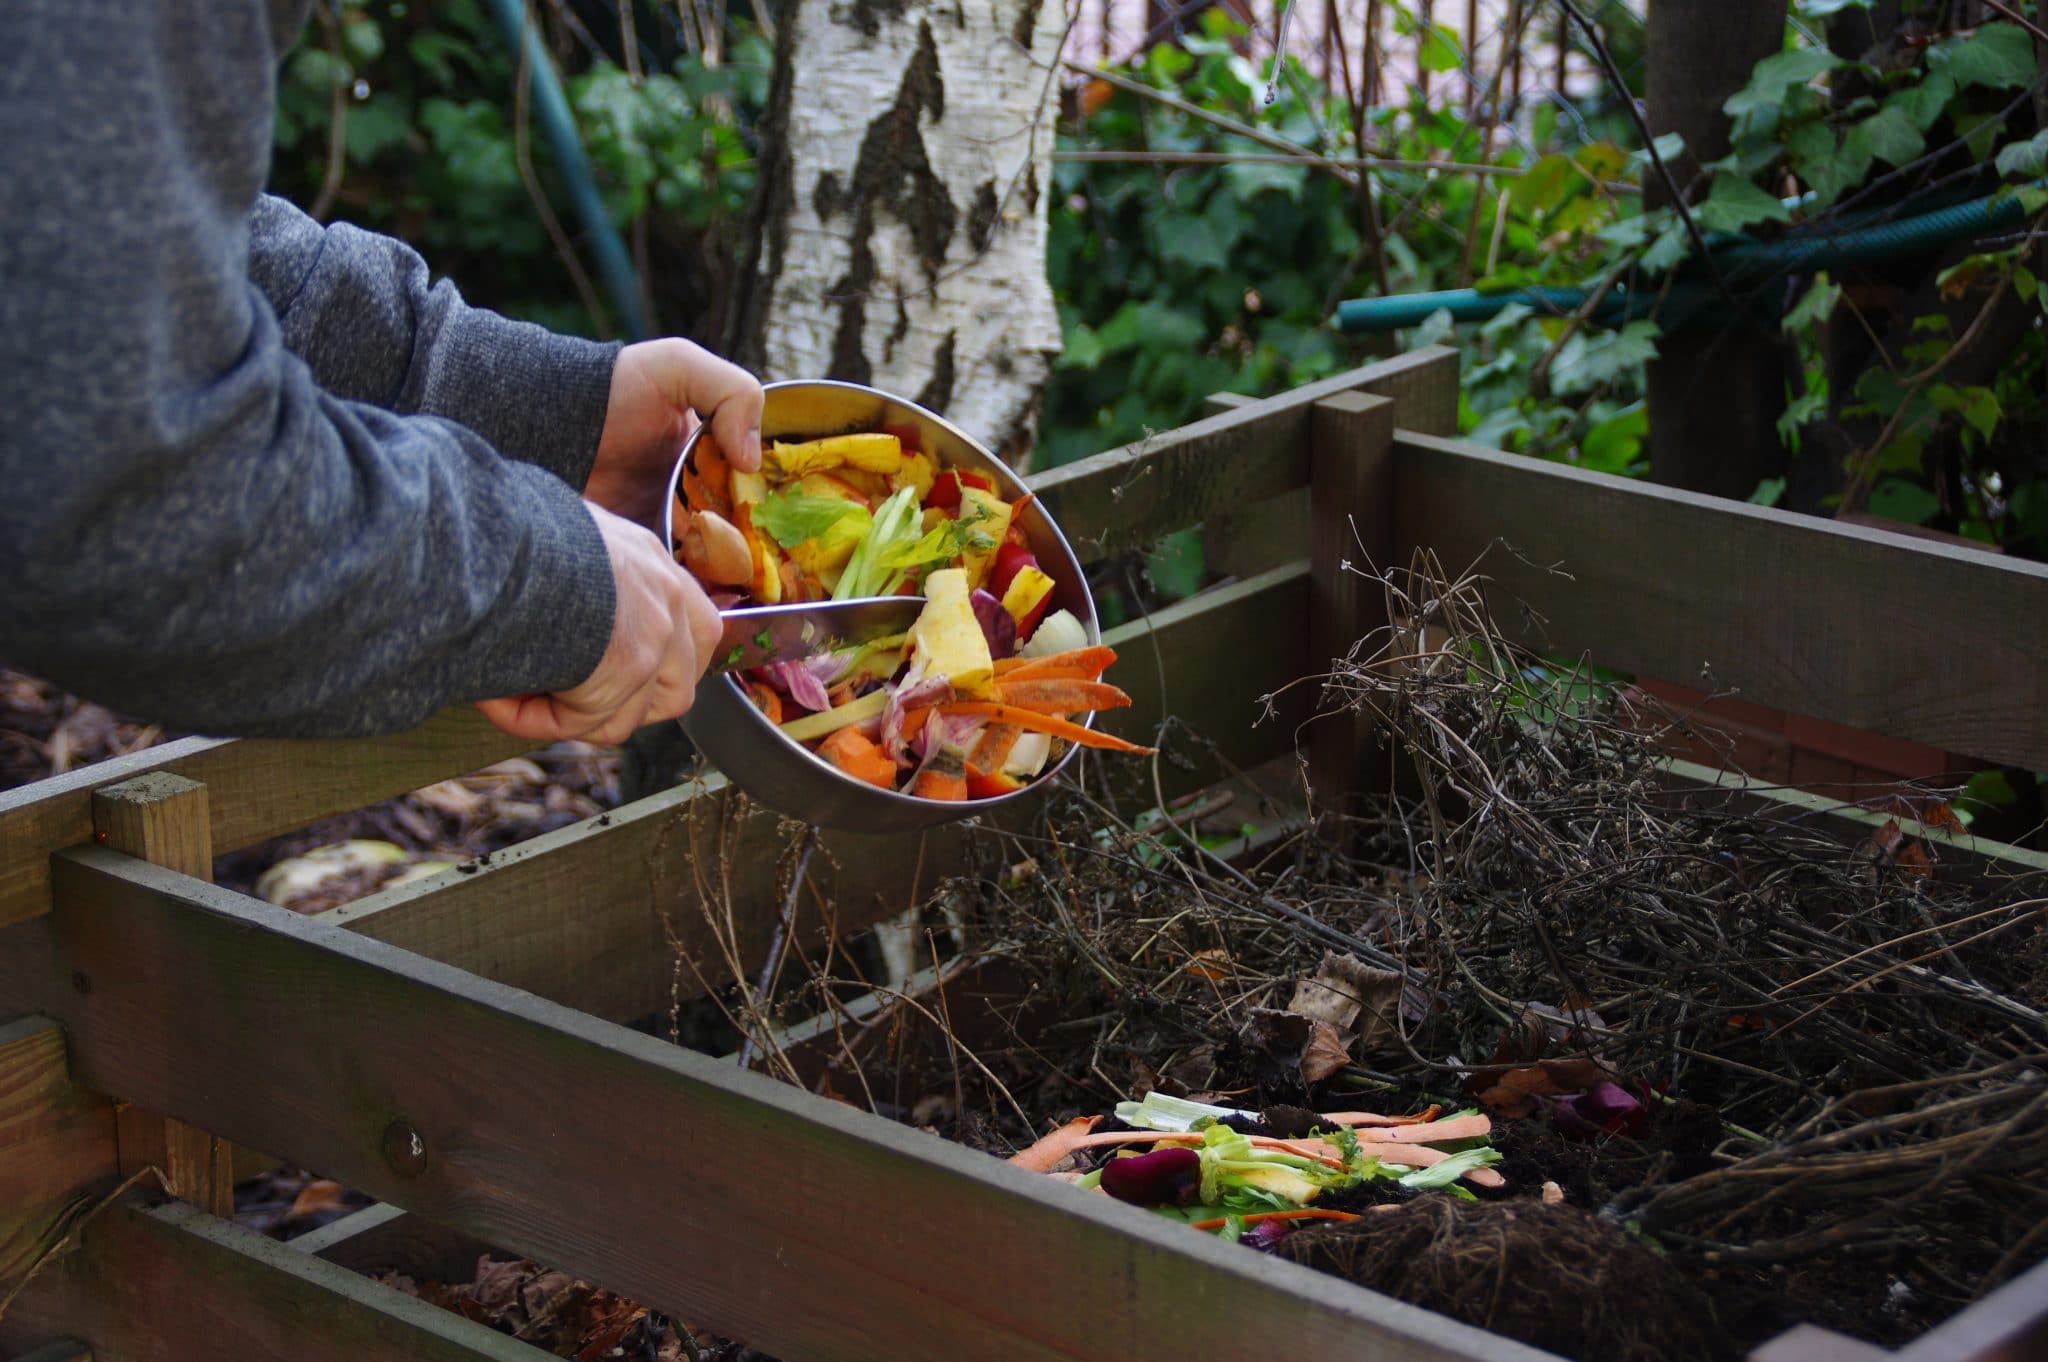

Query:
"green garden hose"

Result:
[[1334, 180, 2039, 334]]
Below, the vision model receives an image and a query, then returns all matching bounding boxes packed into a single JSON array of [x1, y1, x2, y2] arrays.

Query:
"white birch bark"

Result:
[[736, 0, 1067, 452]]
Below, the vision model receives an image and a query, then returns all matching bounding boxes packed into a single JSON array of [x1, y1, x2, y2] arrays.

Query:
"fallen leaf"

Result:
[[1287, 952, 1404, 1050], [1476, 1057, 1616, 1118], [1184, 947, 1232, 982], [1298, 1019, 1353, 1083]]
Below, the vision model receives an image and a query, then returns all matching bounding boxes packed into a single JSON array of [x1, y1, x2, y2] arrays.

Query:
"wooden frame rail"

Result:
[[4, 344, 2045, 1362]]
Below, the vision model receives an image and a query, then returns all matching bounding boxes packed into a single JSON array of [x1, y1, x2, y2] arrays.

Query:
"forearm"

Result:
[[250, 194, 620, 488]]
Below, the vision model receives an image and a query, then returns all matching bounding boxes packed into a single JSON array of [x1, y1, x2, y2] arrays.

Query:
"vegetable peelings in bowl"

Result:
[[672, 418, 1152, 801]]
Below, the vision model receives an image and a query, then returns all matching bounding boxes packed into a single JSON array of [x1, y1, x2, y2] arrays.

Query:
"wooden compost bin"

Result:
[[2, 347, 2045, 1362]]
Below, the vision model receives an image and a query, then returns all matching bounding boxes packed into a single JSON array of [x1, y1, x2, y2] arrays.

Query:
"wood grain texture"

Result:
[[0, 1018, 117, 1282], [1032, 347, 1458, 563], [319, 564, 1312, 1025], [0, 709, 527, 929], [89, 776, 231, 1217], [1307, 392, 1396, 816], [0, 1201, 551, 1362], [1393, 432, 2048, 772], [4, 852, 1560, 1362]]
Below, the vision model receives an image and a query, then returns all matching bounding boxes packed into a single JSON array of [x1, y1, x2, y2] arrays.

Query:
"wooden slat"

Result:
[[318, 563, 1312, 1023], [1032, 347, 1458, 562], [91, 774, 233, 1216], [1, 851, 1558, 1362], [291, 1202, 502, 1284], [1392, 433, 2048, 772], [0, 1018, 116, 1282], [1307, 392, 1396, 815], [0, 708, 526, 930], [1891, 1255, 2048, 1362], [0, 1200, 551, 1362]]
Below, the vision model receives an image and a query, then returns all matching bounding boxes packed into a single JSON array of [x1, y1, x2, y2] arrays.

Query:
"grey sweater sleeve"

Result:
[[247, 194, 620, 490], [0, 0, 614, 738]]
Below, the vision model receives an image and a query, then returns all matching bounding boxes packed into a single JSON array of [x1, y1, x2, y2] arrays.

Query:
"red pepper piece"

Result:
[[923, 470, 963, 511], [883, 423, 923, 454], [990, 541, 1037, 599]]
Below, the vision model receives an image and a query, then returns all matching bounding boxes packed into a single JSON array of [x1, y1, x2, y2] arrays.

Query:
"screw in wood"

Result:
[[381, 1119, 429, 1177]]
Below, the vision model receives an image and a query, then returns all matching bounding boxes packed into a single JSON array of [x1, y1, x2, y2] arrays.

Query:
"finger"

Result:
[[476, 694, 588, 743], [685, 351, 763, 474], [586, 672, 663, 745]]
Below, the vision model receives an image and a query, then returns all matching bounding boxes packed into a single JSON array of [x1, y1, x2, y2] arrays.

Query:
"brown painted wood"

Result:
[[0, 709, 526, 929], [1392, 432, 2048, 773], [1032, 347, 1458, 563], [3, 850, 1560, 1362], [318, 564, 1312, 1024], [89, 775, 233, 1217], [0, 1200, 550, 1362], [1308, 392, 1397, 817], [0, 1018, 117, 1283]]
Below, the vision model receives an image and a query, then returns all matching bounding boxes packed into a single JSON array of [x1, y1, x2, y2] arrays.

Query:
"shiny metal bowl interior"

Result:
[[663, 379, 1101, 833]]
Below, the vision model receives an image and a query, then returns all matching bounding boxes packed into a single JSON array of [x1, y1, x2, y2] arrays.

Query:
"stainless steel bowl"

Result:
[[663, 380, 1100, 832]]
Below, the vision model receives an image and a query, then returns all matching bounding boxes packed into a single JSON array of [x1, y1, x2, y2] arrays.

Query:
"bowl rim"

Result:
[[664, 378, 1102, 815]]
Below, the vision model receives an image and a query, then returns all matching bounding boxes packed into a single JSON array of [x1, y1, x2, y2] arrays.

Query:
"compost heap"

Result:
[[790, 551, 2045, 1362]]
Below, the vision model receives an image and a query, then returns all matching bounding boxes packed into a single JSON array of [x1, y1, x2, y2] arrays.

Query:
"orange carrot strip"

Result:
[[1372, 1114, 1491, 1144], [993, 646, 1116, 679], [745, 681, 783, 726], [1019, 1130, 1349, 1171], [694, 442, 732, 495], [969, 723, 1021, 774], [816, 728, 896, 790], [1008, 1115, 1102, 1172], [937, 702, 1154, 755], [1319, 1105, 1442, 1127], [909, 762, 968, 801], [1351, 1141, 1507, 1188], [1187, 1209, 1364, 1232], [990, 678, 1132, 714]]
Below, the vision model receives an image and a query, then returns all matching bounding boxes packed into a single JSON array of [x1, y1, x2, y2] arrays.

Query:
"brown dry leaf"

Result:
[[1184, 947, 1232, 982], [469, 1256, 529, 1313], [1476, 1057, 1615, 1118], [285, 1178, 348, 1220], [1921, 801, 1966, 835], [1299, 1019, 1354, 1083], [1287, 952, 1404, 1051], [1893, 838, 1934, 879]]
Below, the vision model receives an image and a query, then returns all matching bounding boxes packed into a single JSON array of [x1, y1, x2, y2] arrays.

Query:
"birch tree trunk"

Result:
[[727, 0, 1067, 454]]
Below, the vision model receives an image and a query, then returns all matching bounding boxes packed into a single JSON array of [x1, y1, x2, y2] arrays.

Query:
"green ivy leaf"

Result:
[[1724, 47, 1843, 137], [342, 93, 413, 163], [1154, 216, 1230, 272], [1886, 71, 1956, 133], [1749, 476, 1788, 506], [1799, 0, 1873, 13], [1551, 320, 1661, 396], [1867, 478, 1941, 525], [1696, 173, 1793, 233], [1508, 153, 1585, 216], [1578, 401, 1647, 473], [1782, 274, 1841, 333], [1996, 129, 2048, 180], [1776, 389, 1827, 442], [1931, 22, 2037, 92], [1418, 22, 1463, 73], [1847, 104, 1925, 169]]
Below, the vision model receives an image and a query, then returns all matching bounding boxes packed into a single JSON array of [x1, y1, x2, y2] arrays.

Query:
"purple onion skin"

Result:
[[1239, 1220, 1294, 1251], [971, 589, 1018, 657], [1098, 1146, 1202, 1207], [1550, 1081, 1647, 1139]]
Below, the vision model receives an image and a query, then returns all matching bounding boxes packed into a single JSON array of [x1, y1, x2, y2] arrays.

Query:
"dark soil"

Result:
[[1279, 1199, 1730, 1362]]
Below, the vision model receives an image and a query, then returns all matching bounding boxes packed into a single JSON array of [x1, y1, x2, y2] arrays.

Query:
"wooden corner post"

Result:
[[1307, 391, 1397, 820], [90, 772, 236, 1217]]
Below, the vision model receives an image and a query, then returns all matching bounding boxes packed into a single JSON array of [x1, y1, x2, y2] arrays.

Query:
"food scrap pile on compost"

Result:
[[773, 552, 2045, 1362]]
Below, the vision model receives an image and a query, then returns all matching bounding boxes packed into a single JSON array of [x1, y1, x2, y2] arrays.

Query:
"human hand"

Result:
[[476, 502, 722, 745], [585, 337, 763, 528]]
